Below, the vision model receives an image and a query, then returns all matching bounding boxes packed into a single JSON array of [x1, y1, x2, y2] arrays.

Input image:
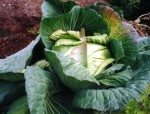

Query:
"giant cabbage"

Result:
[[39, 0, 150, 112], [1, 0, 150, 113]]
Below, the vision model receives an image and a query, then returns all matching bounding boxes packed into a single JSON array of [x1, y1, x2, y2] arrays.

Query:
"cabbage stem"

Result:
[[80, 28, 87, 67]]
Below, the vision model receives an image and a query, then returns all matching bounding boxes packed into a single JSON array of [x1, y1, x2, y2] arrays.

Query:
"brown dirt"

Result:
[[0, 33, 37, 59], [0, 0, 42, 59], [0, 0, 43, 33]]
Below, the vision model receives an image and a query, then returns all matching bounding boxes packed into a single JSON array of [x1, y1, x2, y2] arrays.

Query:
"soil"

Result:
[[0, 0, 43, 59], [0, 0, 42, 33], [0, 33, 37, 59]]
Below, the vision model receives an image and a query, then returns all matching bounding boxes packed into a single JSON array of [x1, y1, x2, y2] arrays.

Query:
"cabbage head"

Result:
[[38, 0, 150, 112]]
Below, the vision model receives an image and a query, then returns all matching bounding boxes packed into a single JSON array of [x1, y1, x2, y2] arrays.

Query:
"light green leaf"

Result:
[[73, 54, 150, 111], [0, 81, 25, 107], [93, 58, 115, 76], [87, 34, 109, 45], [109, 39, 125, 62], [52, 39, 83, 57], [53, 39, 82, 47], [42, 0, 77, 19], [45, 49, 99, 91], [50, 30, 80, 41], [25, 66, 91, 114], [40, 6, 108, 49], [7, 96, 29, 114], [33, 59, 50, 69]]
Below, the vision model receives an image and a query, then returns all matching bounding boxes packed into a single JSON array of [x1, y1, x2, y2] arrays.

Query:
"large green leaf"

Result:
[[109, 39, 125, 62], [73, 54, 150, 111], [25, 66, 92, 114], [118, 22, 139, 65], [7, 96, 29, 114], [0, 81, 25, 107], [40, 6, 108, 49], [25, 66, 60, 114], [131, 54, 150, 83], [45, 49, 99, 91], [42, 0, 77, 19]]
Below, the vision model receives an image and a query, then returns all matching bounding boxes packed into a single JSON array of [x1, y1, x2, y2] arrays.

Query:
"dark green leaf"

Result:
[[0, 73, 24, 81], [119, 22, 139, 66], [47, 92, 93, 114], [7, 96, 29, 114], [0, 81, 25, 107], [40, 6, 108, 48], [42, 0, 77, 19], [45, 49, 99, 91], [109, 39, 125, 62]]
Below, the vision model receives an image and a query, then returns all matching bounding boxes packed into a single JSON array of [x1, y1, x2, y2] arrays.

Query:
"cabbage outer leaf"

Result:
[[41, 0, 77, 19], [25, 66, 92, 114], [45, 49, 99, 91], [40, 6, 108, 49], [90, 5, 139, 66], [73, 54, 150, 111]]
